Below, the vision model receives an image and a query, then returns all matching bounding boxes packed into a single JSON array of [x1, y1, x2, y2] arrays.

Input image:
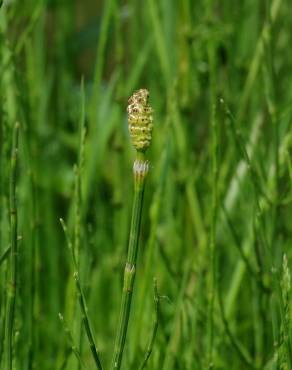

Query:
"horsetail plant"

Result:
[[110, 89, 154, 370], [58, 313, 89, 370], [60, 219, 103, 370], [4, 122, 20, 370], [138, 278, 160, 370]]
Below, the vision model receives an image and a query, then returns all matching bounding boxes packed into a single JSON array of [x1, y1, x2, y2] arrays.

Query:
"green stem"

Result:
[[138, 278, 159, 370], [58, 313, 89, 370], [206, 0, 218, 366], [111, 152, 149, 370], [0, 246, 11, 268], [4, 122, 19, 370], [218, 278, 257, 370], [60, 219, 103, 370]]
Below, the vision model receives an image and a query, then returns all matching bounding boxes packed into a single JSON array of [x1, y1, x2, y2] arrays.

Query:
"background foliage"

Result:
[[0, 0, 292, 369]]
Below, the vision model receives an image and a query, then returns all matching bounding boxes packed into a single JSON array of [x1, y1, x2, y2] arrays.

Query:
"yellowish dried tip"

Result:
[[127, 88, 153, 151]]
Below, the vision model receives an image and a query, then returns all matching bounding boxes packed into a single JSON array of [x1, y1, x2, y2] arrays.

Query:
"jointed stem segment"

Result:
[[111, 154, 149, 370]]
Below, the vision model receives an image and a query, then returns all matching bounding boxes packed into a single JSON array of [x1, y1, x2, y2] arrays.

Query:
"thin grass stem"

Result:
[[60, 219, 103, 370], [138, 278, 160, 370], [221, 204, 269, 293], [218, 278, 258, 370], [206, 1, 219, 366], [4, 122, 19, 370], [58, 313, 89, 370]]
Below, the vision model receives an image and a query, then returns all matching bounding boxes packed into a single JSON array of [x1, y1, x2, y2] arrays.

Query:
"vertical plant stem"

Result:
[[206, 0, 218, 366], [58, 313, 89, 370], [60, 219, 103, 370], [4, 122, 19, 370], [264, 1, 292, 367], [74, 165, 83, 370], [138, 278, 159, 370], [218, 277, 257, 369], [111, 152, 149, 370], [74, 273, 102, 370], [75, 82, 86, 369]]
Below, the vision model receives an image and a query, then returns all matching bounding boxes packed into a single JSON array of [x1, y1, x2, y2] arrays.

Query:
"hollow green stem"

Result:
[[4, 122, 19, 370], [110, 152, 149, 370]]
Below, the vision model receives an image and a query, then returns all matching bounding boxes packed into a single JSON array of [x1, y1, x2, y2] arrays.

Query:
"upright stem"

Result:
[[138, 278, 159, 370], [4, 122, 19, 370], [60, 219, 103, 370], [206, 0, 218, 366], [111, 153, 149, 370]]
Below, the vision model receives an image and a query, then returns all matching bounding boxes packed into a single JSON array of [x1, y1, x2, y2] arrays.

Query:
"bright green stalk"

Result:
[[138, 278, 159, 370], [111, 89, 153, 370], [131, 143, 169, 361], [4, 122, 19, 370], [111, 152, 149, 370], [206, 0, 218, 367], [58, 313, 89, 370], [60, 219, 103, 370]]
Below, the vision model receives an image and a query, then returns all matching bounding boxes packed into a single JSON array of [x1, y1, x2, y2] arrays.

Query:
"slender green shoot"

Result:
[[218, 276, 258, 370], [206, 1, 219, 366], [58, 313, 89, 370], [138, 278, 160, 370], [4, 122, 20, 370], [60, 218, 103, 370]]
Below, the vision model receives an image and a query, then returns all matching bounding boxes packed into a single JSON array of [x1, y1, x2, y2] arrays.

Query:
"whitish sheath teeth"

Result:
[[133, 159, 149, 178], [127, 89, 153, 152]]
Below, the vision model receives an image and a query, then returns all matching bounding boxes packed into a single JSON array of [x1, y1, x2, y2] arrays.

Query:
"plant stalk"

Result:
[[138, 278, 159, 370], [4, 122, 19, 370], [111, 152, 149, 370], [60, 219, 103, 370]]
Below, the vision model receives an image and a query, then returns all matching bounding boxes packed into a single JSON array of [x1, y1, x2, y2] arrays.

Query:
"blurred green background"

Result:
[[0, 0, 292, 369]]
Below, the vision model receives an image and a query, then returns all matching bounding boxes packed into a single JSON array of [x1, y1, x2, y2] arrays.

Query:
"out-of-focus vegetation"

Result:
[[0, 0, 292, 369]]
